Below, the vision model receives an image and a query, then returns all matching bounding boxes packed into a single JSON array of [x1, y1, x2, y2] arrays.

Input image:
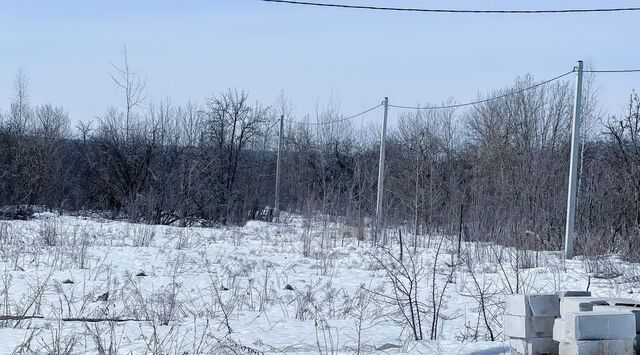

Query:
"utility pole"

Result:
[[564, 60, 584, 259], [375, 97, 389, 244], [274, 114, 284, 223]]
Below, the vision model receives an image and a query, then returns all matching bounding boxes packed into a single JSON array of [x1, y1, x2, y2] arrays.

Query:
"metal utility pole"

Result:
[[564, 60, 584, 259], [274, 114, 284, 223], [375, 97, 389, 243]]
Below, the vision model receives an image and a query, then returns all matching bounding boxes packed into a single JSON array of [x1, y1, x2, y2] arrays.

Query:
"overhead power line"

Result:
[[270, 66, 640, 124], [583, 69, 640, 73], [389, 70, 575, 111], [283, 103, 382, 125], [262, 0, 640, 14]]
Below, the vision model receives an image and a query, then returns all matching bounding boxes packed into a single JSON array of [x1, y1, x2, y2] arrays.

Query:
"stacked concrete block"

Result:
[[509, 338, 558, 355], [553, 311, 636, 355], [593, 305, 640, 331], [559, 296, 637, 317], [594, 304, 640, 353], [504, 291, 639, 354], [558, 311, 635, 340], [560, 297, 610, 317], [505, 294, 560, 355], [559, 339, 635, 354], [504, 315, 556, 338]]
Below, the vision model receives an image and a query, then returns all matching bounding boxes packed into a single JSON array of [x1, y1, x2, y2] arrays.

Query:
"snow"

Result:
[[0, 214, 636, 353]]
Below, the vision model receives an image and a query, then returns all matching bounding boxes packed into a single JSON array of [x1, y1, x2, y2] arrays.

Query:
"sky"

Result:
[[0, 0, 638, 128]]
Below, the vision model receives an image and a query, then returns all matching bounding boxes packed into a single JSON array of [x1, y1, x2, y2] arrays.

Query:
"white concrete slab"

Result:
[[509, 337, 558, 355], [504, 315, 556, 338], [505, 294, 560, 317], [552, 318, 565, 342], [558, 339, 634, 355], [604, 298, 640, 307], [594, 305, 640, 333], [560, 297, 609, 317], [562, 311, 635, 340]]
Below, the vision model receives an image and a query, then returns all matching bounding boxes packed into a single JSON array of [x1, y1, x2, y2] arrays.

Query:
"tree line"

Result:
[[1, 60, 639, 260]]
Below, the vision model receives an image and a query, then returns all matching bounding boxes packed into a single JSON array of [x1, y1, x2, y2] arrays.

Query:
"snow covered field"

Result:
[[0, 213, 636, 354]]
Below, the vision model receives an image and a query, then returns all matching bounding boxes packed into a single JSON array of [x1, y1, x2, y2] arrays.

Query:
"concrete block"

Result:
[[560, 297, 638, 317], [505, 294, 560, 317], [604, 298, 640, 307], [558, 339, 634, 355], [552, 318, 565, 342], [560, 297, 610, 317], [509, 337, 558, 355], [558, 290, 592, 298], [504, 315, 556, 338], [562, 311, 636, 340], [594, 305, 640, 333]]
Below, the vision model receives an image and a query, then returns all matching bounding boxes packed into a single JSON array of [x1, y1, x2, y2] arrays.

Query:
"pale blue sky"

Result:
[[0, 0, 638, 126]]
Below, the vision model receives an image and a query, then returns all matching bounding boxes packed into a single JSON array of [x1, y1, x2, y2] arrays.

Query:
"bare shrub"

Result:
[[175, 228, 199, 250], [345, 285, 378, 354], [7, 272, 53, 329], [67, 225, 92, 269], [458, 257, 501, 341], [301, 222, 315, 257], [0, 222, 17, 256], [294, 285, 318, 321], [39, 221, 59, 247], [37, 318, 78, 355], [12, 328, 41, 353], [85, 321, 122, 355], [125, 274, 183, 327], [0, 269, 14, 328], [314, 317, 339, 355], [582, 255, 623, 279], [129, 224, 155, 247], [370, 247, 425, 340]]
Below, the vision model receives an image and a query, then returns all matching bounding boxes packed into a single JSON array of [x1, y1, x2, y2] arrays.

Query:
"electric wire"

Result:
[[283, 103, 382, 125], [268, 67, 640, 124], [262, 0, 640, 14], [389, 70, 575, 111], [583, 69, 640, 73]]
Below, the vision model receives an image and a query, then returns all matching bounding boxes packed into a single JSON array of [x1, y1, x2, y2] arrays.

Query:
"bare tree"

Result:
[[202, 89, 269, 223], [110, 45, 146, 142]]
